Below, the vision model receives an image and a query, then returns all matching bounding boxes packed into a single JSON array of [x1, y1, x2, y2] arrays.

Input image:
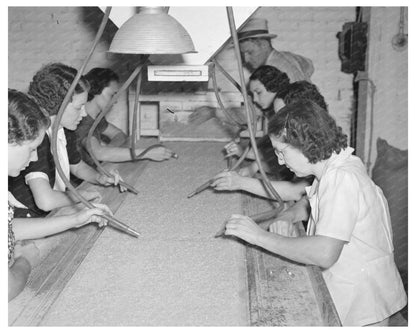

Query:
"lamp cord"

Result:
[[51, 7, 140, 237], [86, 62, 147, 194], [226, 7, 283, 207], [210, 62, 246, 129]]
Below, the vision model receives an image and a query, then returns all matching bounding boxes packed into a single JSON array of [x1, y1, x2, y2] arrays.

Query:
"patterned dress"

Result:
[[8, 203, 15, 267]]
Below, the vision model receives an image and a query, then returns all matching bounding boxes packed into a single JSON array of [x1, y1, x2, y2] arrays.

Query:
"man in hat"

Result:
[[188, 18, 314, 126], [238, 18, 314, 82]]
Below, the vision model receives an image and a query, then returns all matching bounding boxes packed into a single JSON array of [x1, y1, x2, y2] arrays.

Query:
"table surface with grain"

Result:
[[9, 141, 340, 326]]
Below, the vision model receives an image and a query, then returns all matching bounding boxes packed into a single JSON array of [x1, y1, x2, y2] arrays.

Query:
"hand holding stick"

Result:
[[214, 207, 282, 238]]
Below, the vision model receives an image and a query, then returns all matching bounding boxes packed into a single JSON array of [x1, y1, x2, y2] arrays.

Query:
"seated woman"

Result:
[[8, 89, 111, 301], [225, 65, 327, 178], [217, 77, 329, 228], [9, 63, 124, 218], [221, 100, 407, 326], [76, 67, 174, 166]]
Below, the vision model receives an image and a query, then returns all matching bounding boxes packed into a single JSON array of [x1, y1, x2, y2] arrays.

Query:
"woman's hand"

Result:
[[14, 241, 41, 268], [143, 146, 173, 161], [224, 214, 265, 245], [224, 141, 243, 158], [188, 106, 216, 125], [211, 170, 244, 191], [96, 169, 127, 192], [237, 162, 259, 177], [73, 203, 113, 228], [237, 167, 251, 177], [269, 220, 297, 237], [269, 205, 298, 236]]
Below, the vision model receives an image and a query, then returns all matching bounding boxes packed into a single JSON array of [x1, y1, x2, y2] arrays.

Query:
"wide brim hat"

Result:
[[237, 18, 277, 41]]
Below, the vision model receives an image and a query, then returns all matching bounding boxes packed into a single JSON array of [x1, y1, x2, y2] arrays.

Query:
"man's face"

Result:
[[239, 39, 270, 71]]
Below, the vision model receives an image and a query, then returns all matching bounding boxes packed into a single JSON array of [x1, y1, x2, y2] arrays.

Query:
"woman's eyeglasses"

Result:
[[274, 144, 289, 159]]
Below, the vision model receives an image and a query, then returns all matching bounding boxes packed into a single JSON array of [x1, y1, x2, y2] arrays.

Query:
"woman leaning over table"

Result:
[[222, 100, 407, 326], [8, 89, 111, 301], [9, 63, 125, 218]]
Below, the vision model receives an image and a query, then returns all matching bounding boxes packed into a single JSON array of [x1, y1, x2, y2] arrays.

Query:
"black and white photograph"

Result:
[[6, 2, 411, 328]]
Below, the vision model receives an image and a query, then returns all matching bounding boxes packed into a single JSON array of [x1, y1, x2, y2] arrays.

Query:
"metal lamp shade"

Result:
[[109, 7, 196, 54]]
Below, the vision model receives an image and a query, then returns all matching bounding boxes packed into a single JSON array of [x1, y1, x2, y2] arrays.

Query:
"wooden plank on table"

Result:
[[296, 227, 341, 326], [11, 225, 103, 326], [306, 265, 341, 326], [9, 160, 149, 326], [241, 192, 341, 326]]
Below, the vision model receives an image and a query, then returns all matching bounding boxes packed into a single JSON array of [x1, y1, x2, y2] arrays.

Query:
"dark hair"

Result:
[[28, 63, 90, 116], [268, 100, 348, 163], [84, 67, 119, 102], [249, 65, 290, 99], [8, 89, 50, 144], [284, 81, 328, 111]]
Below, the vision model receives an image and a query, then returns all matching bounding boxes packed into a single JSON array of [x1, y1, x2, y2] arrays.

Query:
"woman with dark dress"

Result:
[[9, 63, 125, 218], [8, 89, 111, 301]]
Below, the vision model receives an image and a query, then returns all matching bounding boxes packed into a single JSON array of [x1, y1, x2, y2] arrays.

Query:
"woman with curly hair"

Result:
[[8, 89, 111, 301], [219, 100, 407, 326], [9, 63, 124, 218], [75, 67, 173, 166], [283, 80, 328, 111], [225, 67, 327, 179]]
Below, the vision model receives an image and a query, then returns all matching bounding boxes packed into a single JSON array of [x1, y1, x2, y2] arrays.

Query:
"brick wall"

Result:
[[367, 7, 408, 154], [8, 6, 138, 133]]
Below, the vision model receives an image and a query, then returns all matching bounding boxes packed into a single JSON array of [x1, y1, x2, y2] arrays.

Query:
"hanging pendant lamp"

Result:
[[108, 7, 196, 54]]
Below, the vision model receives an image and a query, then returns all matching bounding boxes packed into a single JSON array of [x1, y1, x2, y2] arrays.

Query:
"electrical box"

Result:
[[139, 102, 159, 136], [148, 65, 209, 82], [336, 22, 368, 74]]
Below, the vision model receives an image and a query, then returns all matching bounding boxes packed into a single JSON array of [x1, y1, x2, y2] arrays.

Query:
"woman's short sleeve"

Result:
[[315, 168, 360, 242]]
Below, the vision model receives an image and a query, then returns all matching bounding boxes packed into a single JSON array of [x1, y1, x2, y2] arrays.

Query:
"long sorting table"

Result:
[[9, 141, 340, 326]]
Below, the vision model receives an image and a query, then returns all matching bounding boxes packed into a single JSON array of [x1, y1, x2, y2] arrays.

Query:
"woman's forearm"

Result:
[[28, 178, 77, 212], [102, 123, 126, 142], [37, 190, 76, 211], [91, 144, 146, 162], [107, 132, 127, 147], [70, 161, 100, 184], [240, 178, 306, 201], [255, 231, 343, 268], [13, 216, 76, 240], [87, 137, 145, 162]]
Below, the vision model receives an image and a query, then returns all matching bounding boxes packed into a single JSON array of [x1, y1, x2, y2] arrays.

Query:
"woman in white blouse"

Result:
[[218, 100, 407, 326]]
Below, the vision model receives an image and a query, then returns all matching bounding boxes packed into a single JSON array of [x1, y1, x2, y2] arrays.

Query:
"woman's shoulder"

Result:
[[20, 134, 54, 176], [75, 114, 108, 140], [323, 154, 370, 193]]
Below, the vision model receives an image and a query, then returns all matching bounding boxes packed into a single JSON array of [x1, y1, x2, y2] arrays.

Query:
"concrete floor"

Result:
[[39, 142, 250, 326]]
